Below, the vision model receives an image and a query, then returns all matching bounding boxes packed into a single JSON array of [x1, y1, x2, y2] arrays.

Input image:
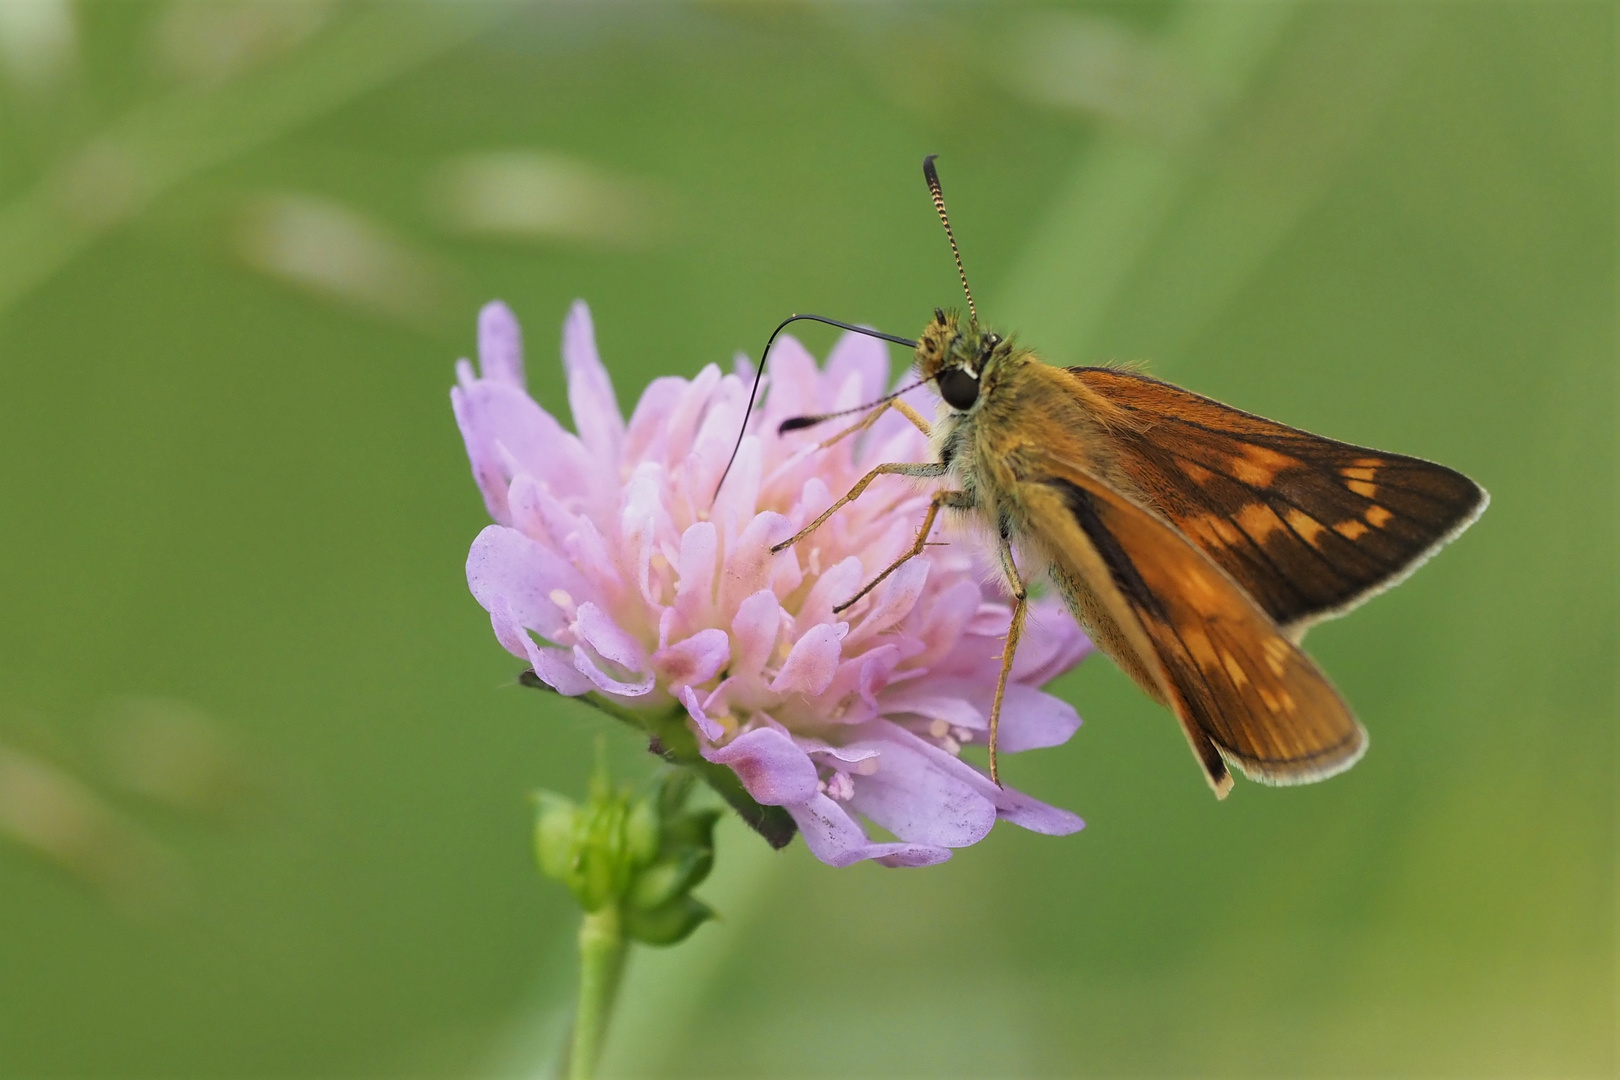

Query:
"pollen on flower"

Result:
[[825, 771, 856, 801], [454, 298, 1091, 868]]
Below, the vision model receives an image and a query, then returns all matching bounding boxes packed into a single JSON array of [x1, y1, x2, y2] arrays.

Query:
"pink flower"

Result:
[[454, 300, 1092, 867]]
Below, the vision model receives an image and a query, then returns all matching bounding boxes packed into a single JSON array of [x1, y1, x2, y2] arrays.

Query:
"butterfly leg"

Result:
[[833, 489, 975, 614], [770, 461, 947, 554], [987, 535, 1028, 787], [816, 397, 933, 452]]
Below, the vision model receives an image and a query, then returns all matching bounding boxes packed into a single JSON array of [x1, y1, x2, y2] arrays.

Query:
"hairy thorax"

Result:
[[935, 356, 1143, 542]]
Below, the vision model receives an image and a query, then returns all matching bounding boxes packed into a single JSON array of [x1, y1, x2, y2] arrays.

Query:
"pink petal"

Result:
[[465, 525, 589, 640], [710, 435, 762, 536], [654, 629, 730, 689], [757, 335, 823, 433], [679, 685, 725, 741], [877, 685, 984, 732], [571, 644, 655, 697], [455, 380, 598, 505], [718, 511, 791, 614], [770, 623, 846, 696], [621, 463, 673, 606], [989, 684, 1081, 753], [478, 301, 526, 388], [794, 556, 863, 631], [816, 644, 904, 717], [530, 644, 594, 696], [489, 602, 591, 696], [702, 728, 818, 805], [660, 364, 723, 472], [875, 721, 1083, 836], [908, 579, 981, 669], [844, 558, 930, 646], [787, 793, 952, 868], [622, 374, 687, 466], [824, 330, 891, 409], [673, 521, 718, 625], [562, 300, 625, 460], [573, 602, 646, 671], [685, 375, 750, 506], [730, 589, 782, 676], [841, 736, 996, 847], [451, 385, 511, 525]]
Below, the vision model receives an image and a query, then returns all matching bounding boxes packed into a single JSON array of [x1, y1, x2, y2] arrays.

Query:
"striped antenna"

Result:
[[922, 154, 977, 324]]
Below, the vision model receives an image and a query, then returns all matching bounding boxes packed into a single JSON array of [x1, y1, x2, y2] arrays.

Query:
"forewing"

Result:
[[1023, 464, 1366, 791], [1070, 367, 1487, 636]]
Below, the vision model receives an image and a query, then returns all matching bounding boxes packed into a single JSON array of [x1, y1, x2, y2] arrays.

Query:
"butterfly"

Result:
[[719, 156, 1487, 797]]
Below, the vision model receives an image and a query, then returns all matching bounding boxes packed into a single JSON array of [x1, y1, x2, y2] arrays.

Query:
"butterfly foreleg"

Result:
[[833, 488, 974, 615], [770, 460, 948, 554], [987, 534, 1028, 787]]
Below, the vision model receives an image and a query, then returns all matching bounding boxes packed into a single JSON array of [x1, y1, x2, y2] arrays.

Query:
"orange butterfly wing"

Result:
[[1019, 462, 1367, 795], [1069, 367, 1487, 638]]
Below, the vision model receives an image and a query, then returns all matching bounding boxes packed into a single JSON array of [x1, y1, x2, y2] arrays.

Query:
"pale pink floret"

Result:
[[454, 300, 1092, 867]]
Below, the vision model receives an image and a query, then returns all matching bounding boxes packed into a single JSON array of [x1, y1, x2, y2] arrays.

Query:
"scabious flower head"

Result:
[[454, 300, 1092, 867]]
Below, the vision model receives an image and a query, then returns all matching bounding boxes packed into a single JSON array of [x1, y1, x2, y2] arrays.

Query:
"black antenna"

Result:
[[778, 377, 930, 433], [712, 314, 918, 502], [922, 155, 977, 324]]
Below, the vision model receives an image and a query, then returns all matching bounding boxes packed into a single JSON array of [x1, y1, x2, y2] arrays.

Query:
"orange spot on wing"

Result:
[[1183, 512, 1242, 548], [1229, 444, 1297, 487], [1183, 627, 1221, 670], [1334, 519, 1370, 540], [1177, 458, 1216, 484], [1285, 509, 1326, 547], [1341, 466, 1377, 481], [1346, 479, 1379, 498], [1365, 505, 1393, 528], [1221, 651, 1250, 689], [1236, 502, 1286, 543], [1262, 637, 1290, 675], [1352, 457, 1384, 468]]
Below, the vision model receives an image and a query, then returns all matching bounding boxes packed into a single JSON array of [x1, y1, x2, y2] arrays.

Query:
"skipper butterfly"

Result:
[[721, 157, 1487, 797]]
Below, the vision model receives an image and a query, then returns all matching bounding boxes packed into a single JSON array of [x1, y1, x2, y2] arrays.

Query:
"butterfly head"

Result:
[[916, 307, 1010, 413]]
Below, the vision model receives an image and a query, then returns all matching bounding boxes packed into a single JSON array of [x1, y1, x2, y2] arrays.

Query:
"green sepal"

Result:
[[657, 768, 698, 819], [661, 806, 721, 852], [624, 894, 715, 946], [628, 847, 714, 912], [517, 675, 798, 850]]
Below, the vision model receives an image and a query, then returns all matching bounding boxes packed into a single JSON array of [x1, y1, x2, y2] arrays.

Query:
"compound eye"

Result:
[[938, 367, 980, 411]]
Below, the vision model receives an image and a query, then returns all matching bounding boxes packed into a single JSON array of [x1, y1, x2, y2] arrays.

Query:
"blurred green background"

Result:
[[0, 2, 1612, 1077]]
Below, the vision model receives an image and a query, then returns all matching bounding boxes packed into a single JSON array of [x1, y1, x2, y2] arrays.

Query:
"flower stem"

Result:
[[569, 904, 627, 1080]]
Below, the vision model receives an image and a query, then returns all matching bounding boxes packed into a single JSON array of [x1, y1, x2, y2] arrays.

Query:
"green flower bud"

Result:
[[628, 847, 712, 911], [533, 762, 719, 942], [533, 792, 578, 882], [624, 894, 714, 946], [625, 796, 660, 867]]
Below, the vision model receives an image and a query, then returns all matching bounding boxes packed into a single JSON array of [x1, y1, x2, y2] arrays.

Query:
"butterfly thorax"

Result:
[[917, 311, 1146, 541]]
